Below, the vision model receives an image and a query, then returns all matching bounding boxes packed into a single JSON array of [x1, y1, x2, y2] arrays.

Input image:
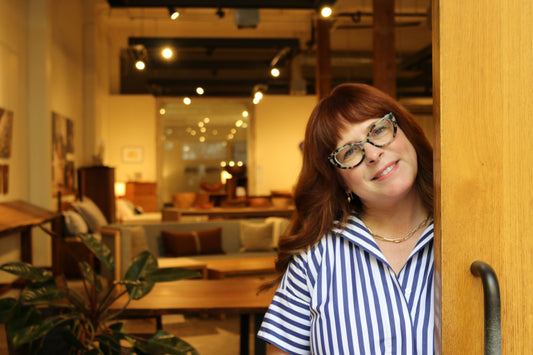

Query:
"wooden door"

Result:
[[433, 0, 533, 353]]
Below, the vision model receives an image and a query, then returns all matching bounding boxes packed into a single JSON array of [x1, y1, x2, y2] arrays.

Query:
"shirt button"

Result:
[[405, 288, 412, 295]]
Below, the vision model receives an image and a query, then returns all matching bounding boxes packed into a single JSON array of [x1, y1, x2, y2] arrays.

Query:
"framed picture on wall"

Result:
[[52, 112, 76, 197], [0, 108, 13, 159], [122, 146, 143, 163]]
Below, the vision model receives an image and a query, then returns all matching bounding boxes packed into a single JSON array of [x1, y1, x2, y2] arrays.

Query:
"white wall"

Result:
[[251, 95, 317, 195], [105, 95, 157, 182], [0, 0, 28, 202], [0, 0, 87, 278]]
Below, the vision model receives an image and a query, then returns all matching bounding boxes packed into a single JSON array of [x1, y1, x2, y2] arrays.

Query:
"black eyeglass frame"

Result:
[[328, 112, 398, 170]]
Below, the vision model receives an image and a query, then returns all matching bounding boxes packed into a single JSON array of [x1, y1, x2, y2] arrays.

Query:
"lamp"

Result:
[[114, 182, 126, 198], [168, 7, 180, 20]]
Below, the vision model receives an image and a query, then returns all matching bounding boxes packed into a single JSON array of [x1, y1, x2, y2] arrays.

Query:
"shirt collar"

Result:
[[332, 213, 434, 264]]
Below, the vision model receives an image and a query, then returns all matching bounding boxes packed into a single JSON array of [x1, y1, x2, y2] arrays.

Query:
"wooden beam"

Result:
[[315, 18, 332, 99], [373, 0, 396, 98]]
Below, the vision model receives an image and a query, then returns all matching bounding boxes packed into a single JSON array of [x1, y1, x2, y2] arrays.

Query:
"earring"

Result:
[[346, 191, 353, 203]]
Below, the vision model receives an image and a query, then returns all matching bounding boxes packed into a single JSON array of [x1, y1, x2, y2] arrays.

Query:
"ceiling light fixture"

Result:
[[320, 6, 333, 18], [162, 47, 173, 59], [196, 87, 205, 95], [252, 84, 268, 104], [131, 44, 148, 71], [135, 60, 145, 70], [183, 97, 191, 105], [319, 0, 336, 18], [269, 46, 292, 78], [168, 7, 180, 20]]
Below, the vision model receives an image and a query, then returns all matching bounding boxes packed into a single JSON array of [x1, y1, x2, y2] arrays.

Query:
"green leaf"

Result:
[[144, 267, 200, 283], [0, 297, 17, 323], [59, 325, 87, 351], [134, 330, 199, 355], [8, 317, 57, 349], [78, 233, 115, 271], [79, 261, 103, 293], [125, 251, 158, 281], [0, 262, 52, 281], [97, 332, 122, 355], [19, 278, 65, 305], [124, 251, 159, 300]]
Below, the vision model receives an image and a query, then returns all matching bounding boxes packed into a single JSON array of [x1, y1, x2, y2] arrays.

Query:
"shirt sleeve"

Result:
[[257, 253, 313, 355]]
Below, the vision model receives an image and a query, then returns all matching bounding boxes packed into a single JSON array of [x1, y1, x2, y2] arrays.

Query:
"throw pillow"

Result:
[[239, 221, 275, 252], [116, 198, 136, 220], [161, 227, 223, 257], [265, 217, 290, 248], [72, 197, 109, 232], [62, 210, 89, 236]]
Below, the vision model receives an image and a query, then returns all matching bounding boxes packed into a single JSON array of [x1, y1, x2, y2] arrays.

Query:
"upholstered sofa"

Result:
[[102, 217, 289, 279]]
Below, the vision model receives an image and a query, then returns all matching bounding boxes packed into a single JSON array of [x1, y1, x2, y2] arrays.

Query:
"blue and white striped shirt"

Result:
[[258, 214, 434, 354]]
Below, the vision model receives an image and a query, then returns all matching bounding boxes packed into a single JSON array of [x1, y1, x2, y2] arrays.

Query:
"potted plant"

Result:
[[0, 226, 200, 354]]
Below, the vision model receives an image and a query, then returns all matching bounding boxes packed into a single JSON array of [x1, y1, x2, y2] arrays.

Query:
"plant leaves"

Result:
[[78, 233, 115, 271], [124, 251, 159, 300], [144, 267, 201, 283], [0, 297, 17, 323], [97, 332, 122, 355], [0, 262, 52, 281], [8, 317, 57, 349], [20, 278, 65, 305], [59, 325, 87, 351], [79, 261, 103, 293], [125, 251, 158, 281], [133, 330, 199, 355]]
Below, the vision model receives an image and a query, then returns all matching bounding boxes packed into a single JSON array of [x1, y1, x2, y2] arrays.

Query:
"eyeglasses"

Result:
[[328, 112, 398, 169]]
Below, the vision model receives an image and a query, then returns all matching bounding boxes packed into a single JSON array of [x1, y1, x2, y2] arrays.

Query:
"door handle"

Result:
[[470, 260, 501, 355]]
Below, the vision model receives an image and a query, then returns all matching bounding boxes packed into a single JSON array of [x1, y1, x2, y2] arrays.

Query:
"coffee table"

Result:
[[113, 278, 276, 355]]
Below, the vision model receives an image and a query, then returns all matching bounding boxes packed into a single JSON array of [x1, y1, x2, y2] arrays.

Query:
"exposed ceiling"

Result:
[[106, 0, 433, 99]]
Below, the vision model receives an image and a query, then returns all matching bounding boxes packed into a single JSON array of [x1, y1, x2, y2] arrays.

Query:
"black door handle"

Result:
[[470, 260, 501, 355]]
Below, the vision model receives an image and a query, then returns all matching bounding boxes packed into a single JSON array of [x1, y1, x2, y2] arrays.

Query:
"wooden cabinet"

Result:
[[78, 166, 116, 223], [125, 181, 157, 212]]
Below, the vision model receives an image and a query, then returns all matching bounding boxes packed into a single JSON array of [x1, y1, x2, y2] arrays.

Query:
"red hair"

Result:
[[266, 83, 433, 288]]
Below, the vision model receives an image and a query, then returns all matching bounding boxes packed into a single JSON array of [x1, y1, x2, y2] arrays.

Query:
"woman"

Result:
[[257, 83, 434, 354]]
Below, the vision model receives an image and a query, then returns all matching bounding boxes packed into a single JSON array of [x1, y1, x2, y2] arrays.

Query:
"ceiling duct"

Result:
[[234, 9, 260, 29]]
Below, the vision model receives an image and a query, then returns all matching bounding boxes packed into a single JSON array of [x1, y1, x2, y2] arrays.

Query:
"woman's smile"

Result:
[[372, 161, 399, 181]]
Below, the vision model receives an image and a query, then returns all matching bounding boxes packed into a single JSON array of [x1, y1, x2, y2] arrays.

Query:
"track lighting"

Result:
[[270, 67, 280, 77], [168, 7, 179, 20], [162, 47, 173, 59], [216, 7, 225, 19], [252, 84, 268, 104], [318, 0, 336, 18], [135, 60, 145, 70], [320, 6, 333, 18], [131, 45, 148, 71]]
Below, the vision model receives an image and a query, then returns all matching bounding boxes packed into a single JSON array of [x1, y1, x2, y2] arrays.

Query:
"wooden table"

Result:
[[156, 256, 276, 279], [162, 206, 294, 221], [0, 200, 60, 265], [113, 278, 276, 355], [205, 256, 276, 279], [157, 257, 208, 279]]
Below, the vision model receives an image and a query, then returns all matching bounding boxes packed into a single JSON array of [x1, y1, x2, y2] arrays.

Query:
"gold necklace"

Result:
[[365, 215, 431, 244]]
